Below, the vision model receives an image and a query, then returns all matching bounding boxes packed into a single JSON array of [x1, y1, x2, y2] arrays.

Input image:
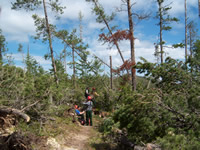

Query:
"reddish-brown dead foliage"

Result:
[[112, 59, 136, 74], [99, 30, 133, 44]]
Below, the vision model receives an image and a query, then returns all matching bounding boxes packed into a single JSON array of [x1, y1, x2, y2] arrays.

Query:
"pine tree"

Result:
[[189, 39, 200, 73], [11, 0, 65, 84], [56, 29, 89, 88], [187, 21, 198, 58], [0, 29, 7, 65], [155, 0, 179, 64], [86, 0, 126, 67]]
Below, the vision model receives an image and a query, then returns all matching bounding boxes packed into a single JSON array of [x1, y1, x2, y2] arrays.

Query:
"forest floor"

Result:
[[0, 110, 111, 150], [35, 115, 111, 150], [0, 110, 154, 150]]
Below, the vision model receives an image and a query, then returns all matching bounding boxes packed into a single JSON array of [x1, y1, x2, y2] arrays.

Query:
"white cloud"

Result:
[[88, 21, 104, 29], [10, 53, 52, 70], [164, 0, 199, 17], [168, 0, 184, 16], [33, 55, 51, 65], [60, 0, 94, 21], [0, 1, 35, 42], [0, 0, 198, 73], [8, 53, 51, 65], [134, 0, 155, 11], [165, 46, 185, 60]]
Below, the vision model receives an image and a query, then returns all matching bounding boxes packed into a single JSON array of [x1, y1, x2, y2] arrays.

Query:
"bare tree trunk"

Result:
[[158, 1, 163, 64], [72, 47, 76, 88], [0, 47, 2, 63], [110, 56, 113, 89], [199, 0, 200, 17], [79, 11, 83, 40], [64, 46, 67, 74], [189, 28, 192, 58], [147, 79, 151, 89], [43, 0, 58, 84], [185, 0, 188, 67], [189, 24, 193, 73], [127, 0, 136, 91]]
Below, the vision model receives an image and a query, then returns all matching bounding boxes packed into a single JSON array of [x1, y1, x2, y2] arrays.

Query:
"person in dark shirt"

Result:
[[85, 87, 90, 99]]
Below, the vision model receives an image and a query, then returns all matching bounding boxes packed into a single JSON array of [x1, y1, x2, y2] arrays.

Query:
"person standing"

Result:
[[91, 87, 99, 106], [83, 96, 93, 126], [85, 87, 90, 99]]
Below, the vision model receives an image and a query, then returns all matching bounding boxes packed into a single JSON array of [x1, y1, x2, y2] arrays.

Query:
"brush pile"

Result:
[[0, 107, 31, 150]]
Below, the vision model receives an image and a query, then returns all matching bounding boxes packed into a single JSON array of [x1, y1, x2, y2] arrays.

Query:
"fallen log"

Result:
[[0, 107, 30, 122]]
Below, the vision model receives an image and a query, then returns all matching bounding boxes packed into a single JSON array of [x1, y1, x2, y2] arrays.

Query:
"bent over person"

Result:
[[74, 105, 85, 125], [83, 96, 93, 126]]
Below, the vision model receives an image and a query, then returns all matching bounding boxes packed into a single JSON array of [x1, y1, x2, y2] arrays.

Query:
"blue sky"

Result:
[[0, 0, 199, 75]]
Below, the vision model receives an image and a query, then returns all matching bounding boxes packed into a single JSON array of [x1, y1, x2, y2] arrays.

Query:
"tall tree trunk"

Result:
[[158, 1, 163, 64], [63, 46, 67, 74], [43, 0, 58, 84], [79, 11, 83, 40], [199, 0, 200, 17], [185, 0, 188, 67], [72, 46, 76, 88], [0, 47, 2, 63], [189, 28, 192, 58], [127, 0, 136, 91], [189, 25, 193, 73], [110, 56, 113, 89]]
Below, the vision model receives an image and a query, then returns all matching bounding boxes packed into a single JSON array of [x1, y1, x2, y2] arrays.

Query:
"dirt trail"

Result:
[[65, 126, 93, 150], [47, 123, 98, 150]]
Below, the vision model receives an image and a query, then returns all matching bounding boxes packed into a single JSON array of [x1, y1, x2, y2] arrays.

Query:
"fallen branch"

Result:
[[21, 100, 40, 112], [0, 107, 30, 122]]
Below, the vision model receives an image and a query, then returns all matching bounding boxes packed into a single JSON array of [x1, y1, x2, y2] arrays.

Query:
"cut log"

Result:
[[0, 107, 30, 122]]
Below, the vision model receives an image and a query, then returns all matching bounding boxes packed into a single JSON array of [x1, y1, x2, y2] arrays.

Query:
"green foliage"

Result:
[[56, 29, 88, 50], [172, 43, 185, 48], [188, 39, 200, 73], [98, 56, 200, 147], [113, 89, 162, 143], [49, 0, 65, 15], [25, 52, 45, 75], [55, 29, 93, 78], [11, 0, 64, 14], [17, 121, 46, 136], [89, 57, 104, 76], [157, 129, 200, 150], [11, 0, 42, 11], [155, 0, 179, 62], [17, 43, 23, 53], [156, 0, 179, 30], [76, 52, 90, 77], [17, 105, 71, 137], [99, 117, 115, 134], [32, 14, 56, 42], [12, 0, 66, 83], [0, 66, 24, 105], [86, 0, 117, 34], [0, 29, 8, 64]]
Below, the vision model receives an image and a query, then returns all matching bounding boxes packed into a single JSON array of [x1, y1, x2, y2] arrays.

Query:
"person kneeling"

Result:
[[74, 105, 85, 125]]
